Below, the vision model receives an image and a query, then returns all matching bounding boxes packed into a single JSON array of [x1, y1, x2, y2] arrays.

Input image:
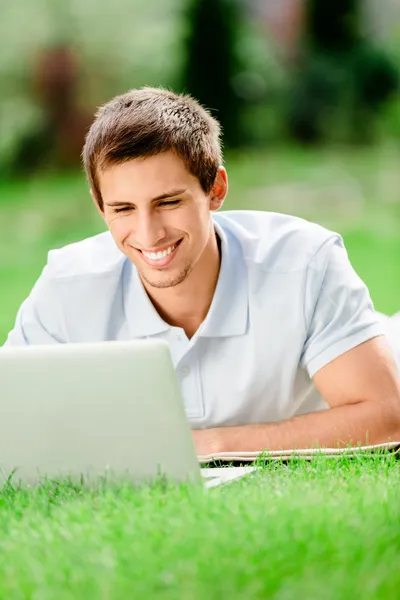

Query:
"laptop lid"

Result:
[[0, 340, 202, 487]]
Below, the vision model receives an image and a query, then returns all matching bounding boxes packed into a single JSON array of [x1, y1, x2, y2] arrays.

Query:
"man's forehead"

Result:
[[98, 154, 197, 201]]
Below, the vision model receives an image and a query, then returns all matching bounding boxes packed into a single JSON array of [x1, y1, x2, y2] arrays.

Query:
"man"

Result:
[[4, 87, 400, 456]]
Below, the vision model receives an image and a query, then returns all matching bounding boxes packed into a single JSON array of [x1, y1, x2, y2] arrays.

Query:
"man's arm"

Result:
[[193, 235, 400, 457], [193, 335, 400, 455]]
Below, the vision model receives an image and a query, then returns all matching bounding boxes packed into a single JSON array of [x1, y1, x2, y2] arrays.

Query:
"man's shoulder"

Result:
[[214, 210, 340, 272], [45, 231, 126, 280]]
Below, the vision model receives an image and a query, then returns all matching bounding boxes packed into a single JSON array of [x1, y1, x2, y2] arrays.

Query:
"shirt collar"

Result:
[[197, 219, 248, 338], [123, 217, 249, 339], [123, 262, 170, 338]]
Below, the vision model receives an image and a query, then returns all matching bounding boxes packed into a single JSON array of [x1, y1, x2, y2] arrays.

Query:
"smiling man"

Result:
[[4, 87, 400, 455]]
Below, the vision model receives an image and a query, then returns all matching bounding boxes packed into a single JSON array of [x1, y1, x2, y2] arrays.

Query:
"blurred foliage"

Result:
[[180, 0, 248, 147], [0, 0, 286, 172], [0, 0, 399, 175], [0, 0, 185, 174], [178, 0, 287, 148], [286, 0, 399, 144], [375, 29, 400, 142], [308, 0, 361, 52]]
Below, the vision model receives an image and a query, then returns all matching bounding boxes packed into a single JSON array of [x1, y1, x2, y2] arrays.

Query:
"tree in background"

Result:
[[14, 45, 92, 172], [287, 0, 399, 144], [180, 0, 244, 147]]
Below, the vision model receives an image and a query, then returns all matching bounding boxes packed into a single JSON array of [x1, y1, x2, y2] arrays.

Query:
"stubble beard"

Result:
[[139, 261, 194, 289]]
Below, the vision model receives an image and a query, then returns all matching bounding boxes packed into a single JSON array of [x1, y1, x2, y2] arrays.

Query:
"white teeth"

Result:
[[143, 243, 177, 261]]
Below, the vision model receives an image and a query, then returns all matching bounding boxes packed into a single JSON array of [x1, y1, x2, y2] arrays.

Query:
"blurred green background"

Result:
[[1, 0, 399, 344]]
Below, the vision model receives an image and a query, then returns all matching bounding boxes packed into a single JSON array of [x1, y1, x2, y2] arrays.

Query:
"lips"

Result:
[[137, 239, 182, 268], [142, 242, 178, 261]]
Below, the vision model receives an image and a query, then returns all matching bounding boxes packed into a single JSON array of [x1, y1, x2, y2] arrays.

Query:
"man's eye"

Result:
[[113, 200, 181, 213], [114, 206, 132, 213], [159, 200, 181, 207]]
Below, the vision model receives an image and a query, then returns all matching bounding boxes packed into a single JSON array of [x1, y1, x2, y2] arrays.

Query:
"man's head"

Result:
[[82, 87, 228, 290]]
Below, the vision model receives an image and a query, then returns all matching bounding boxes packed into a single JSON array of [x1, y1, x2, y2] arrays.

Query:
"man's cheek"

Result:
[[108, 220, 132, 241]]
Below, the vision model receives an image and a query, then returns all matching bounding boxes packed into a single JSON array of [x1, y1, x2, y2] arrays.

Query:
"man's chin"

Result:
[[139, 266, 191, 289]]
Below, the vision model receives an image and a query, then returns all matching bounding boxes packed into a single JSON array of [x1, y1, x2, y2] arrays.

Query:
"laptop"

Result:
[[0, 340, 256, 489]]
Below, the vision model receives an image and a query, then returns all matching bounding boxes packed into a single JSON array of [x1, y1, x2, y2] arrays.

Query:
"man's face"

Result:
[[97, 151, 226, 289]]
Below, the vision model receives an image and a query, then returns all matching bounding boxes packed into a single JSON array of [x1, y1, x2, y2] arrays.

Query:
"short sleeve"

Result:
[[300, 235, 385, 377], [3, 259, 66, 347]]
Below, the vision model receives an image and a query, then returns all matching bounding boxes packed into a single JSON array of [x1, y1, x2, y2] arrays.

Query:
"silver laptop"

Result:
[[0, 340, 256, 489]]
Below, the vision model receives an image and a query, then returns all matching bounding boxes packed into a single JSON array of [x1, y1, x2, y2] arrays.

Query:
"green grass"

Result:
[[0, 455, 399, 599]]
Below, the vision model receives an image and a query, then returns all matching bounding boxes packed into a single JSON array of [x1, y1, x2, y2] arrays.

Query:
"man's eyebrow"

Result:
[[105, 189, 187, 207]]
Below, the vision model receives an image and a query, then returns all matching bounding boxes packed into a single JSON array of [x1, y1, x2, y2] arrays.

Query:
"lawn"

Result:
[[0, 455, 399, 599], [0, 146, 399, 598]]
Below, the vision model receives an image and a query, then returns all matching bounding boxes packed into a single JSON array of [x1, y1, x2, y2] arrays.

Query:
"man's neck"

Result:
[[143, 231, 221, 339]]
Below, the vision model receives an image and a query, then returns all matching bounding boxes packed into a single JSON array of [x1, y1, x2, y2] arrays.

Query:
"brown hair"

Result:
[[82, 87, 223, 211]]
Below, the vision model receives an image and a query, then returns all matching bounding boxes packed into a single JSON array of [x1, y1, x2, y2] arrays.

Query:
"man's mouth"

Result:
[[137, 239, 183, 267]]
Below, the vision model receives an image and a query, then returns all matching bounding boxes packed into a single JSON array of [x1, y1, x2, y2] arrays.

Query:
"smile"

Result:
[[142, 242, 178, 261], [138, 239, 182, 267]]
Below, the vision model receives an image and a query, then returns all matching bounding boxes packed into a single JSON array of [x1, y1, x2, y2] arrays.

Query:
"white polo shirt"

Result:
[[4, 211, 397, 428]]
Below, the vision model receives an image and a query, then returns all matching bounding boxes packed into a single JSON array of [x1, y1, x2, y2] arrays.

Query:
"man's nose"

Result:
[[135, 211, 166, 249]]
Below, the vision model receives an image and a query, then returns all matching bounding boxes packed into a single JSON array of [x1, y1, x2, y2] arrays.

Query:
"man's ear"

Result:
[[210, 166, 228, 211]]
